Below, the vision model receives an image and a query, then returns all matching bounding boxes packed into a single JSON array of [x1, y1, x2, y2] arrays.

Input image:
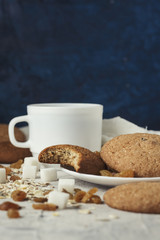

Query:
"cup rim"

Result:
[[27, 103, 103, 109], [27, 103, 103, 114]]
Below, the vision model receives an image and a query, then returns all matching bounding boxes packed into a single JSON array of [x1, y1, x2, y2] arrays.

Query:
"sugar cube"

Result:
[[40, 168, 57, 182], [58, 179, 75, 194], [22, 166, 37, 179], [48, 190, 69, 209], [0, 168, 6, 183], [40, 163, 61, 170], [24, 157, 40, 171]]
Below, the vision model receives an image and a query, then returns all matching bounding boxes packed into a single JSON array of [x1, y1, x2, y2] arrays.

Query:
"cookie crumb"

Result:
[[78, 209, 92, 214]]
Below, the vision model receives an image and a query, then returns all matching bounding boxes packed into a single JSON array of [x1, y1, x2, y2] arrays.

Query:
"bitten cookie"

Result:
[[103, 182, 160, 213], [0, 124, 31, 164], [100, 133, 160, 177], [38, 144, 106, 175]]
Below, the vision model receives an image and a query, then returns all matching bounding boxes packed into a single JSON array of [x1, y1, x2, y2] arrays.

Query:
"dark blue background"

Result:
[[0, 0, 160, 130]]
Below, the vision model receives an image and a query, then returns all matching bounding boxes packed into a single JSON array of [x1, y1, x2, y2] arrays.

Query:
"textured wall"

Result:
[[0, 0, 160, 129]]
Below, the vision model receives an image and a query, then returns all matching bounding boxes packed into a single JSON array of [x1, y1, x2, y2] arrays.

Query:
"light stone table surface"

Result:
[[1, 117, 159, 239], [0, 170, 160, 240]]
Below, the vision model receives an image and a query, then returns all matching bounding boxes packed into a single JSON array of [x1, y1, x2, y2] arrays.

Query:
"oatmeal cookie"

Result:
[[0, 124, 31, 163], [103, 181, 160, 213], [100, 133, 160, 177], [0, 124, 25, 142]]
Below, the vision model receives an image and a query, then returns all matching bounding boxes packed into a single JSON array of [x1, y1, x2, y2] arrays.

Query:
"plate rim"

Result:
[[62, 168, 160, 186]]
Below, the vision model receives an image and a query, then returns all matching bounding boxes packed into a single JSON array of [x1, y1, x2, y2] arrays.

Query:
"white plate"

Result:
[[62, 168, 160, 186]]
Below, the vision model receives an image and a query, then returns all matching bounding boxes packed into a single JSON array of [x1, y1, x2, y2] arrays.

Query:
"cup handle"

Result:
[[8, 115, 30, 148]]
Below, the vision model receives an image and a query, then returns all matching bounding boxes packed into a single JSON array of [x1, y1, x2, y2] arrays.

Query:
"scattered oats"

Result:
[[68, 199, 76, 204], [15, 180, 21, 185], [53, 212, 60, 216], [67, 203, 81, 209], [78, 209, 92, 214], [0, 166, 103, 218], [67, 199, 81, 208], [0, 196, 5, 199], [34, 190, 44, 197], [19, 185, 27, 190], [96, 214, 119, 222], [108, 214, 119, 220], [11, 169, 21, 174], [0, 178, 54, 200]]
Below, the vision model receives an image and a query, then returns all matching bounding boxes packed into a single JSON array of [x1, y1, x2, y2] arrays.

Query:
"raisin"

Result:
[[81, 192, 93, 203], [0, 201, 21, 211], [7, 209, 21, 218], [88, 188, 98, 194], [11, 190, 27, 201], [81, 188, 98, 203], [74, 188, 81, 193], [33, 197, 48, 203], [10, 175, 21, 181], [74, 191, 86, 202], [43, 190, 52, 196], [32, 203, 58, 211], [89, 195, 103, 204], [10, 159, 23, 169], [100, 170, 113, 177], [5, 167, 12, 176], [114, 170, 134, 178], [100, 169, 134, 178], [0, 165, 12, 175], [62, 189, 74, 199]]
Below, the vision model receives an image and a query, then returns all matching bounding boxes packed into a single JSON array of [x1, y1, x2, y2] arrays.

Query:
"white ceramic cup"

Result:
[[8, 103, 103, 157]]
